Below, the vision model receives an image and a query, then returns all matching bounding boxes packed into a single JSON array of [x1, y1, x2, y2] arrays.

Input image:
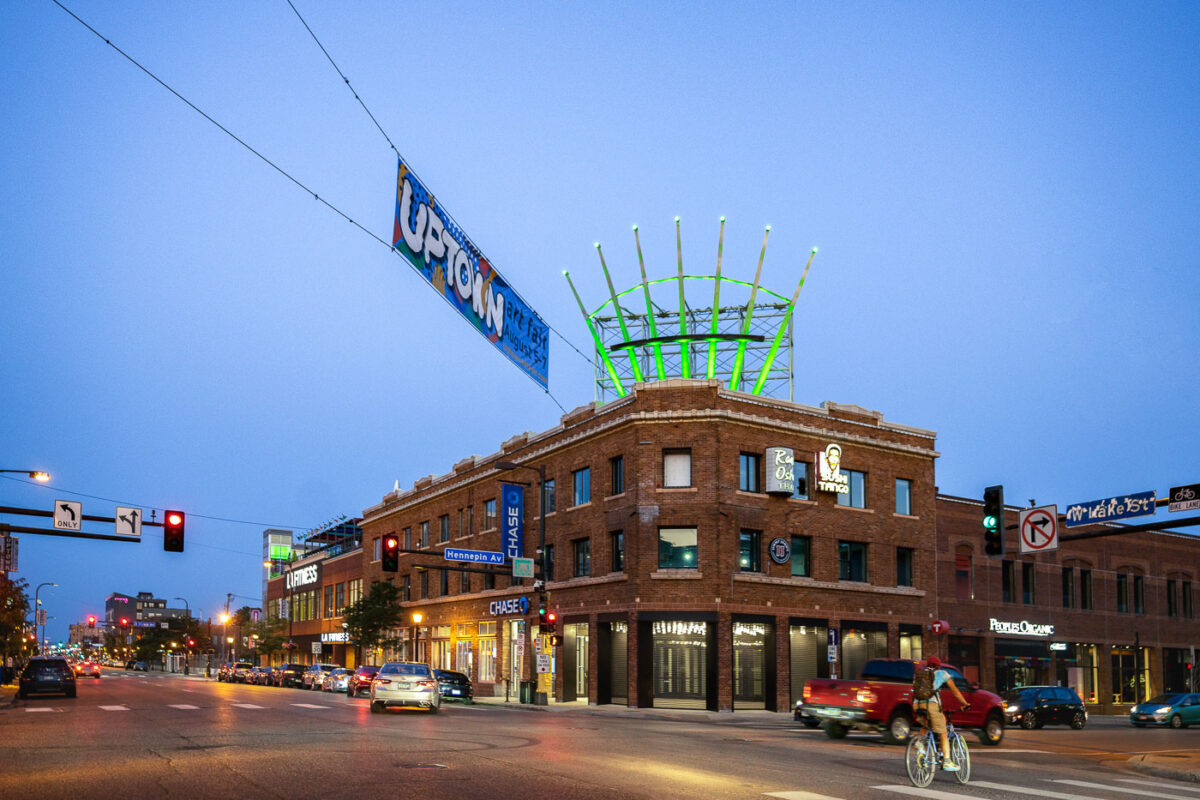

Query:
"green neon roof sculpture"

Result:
[[566, 220, 818, 404]]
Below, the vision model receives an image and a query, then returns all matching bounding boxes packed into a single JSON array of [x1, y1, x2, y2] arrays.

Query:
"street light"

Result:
[[495, 460, 548, 705], [33, 582, 57, 655], [0, 469, 51, 482], [174, 597, 190, 674]]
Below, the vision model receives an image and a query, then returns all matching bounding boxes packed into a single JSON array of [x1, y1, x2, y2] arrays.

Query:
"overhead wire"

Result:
[[49, 0, 590, 412]]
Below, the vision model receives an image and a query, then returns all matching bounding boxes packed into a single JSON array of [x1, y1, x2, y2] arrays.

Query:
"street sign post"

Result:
[[1019, 505, 1059, 554], [443, 548, 505, 565], [512, 557, 535, 578], [827, 644, 838, 662], [115, 506, 142, 537], [53, 500, 82, 531], [1064, 491, 1155, 527], [1169, 483, 1200, 513]]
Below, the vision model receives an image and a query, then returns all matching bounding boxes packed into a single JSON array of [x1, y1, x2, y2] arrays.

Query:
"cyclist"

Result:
[[912, 656, 970, 771]]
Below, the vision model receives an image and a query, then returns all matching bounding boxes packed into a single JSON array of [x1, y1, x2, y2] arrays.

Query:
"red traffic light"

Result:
[[163, 509, 185, 552], [545, 611, 557, 625], [120, 617, 129, 626], [87, 615, 96, 626], [187, 639, 196, 647], [385, 536, 398, 549], [381, 535, 399, 572]]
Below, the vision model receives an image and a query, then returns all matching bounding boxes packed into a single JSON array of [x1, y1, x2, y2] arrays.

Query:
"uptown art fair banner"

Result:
[[392, 158, 550, 389]]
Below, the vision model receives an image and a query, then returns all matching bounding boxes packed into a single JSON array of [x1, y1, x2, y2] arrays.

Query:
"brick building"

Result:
[[264, 537, 365, 667], [936, 494, 1198, 714], [358, 379, 940, 711]]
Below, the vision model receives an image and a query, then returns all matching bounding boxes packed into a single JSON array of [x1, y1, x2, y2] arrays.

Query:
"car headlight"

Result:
[[1155, 706, 1172, 714], [1005, 704, 1019, 713]]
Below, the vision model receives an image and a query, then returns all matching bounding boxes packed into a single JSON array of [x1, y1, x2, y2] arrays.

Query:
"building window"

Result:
[[791, 536, 811, 577], [439, 514, 450, 543], [348, 578, 362, 606], [956, 554, 973, 601], [895, 478, 912, 515], [460, 568, 470, 593], [544, 544, 555, 581], [372, 536, 381, 561], [738, 452, 761, 493], [458, 508, 465, 537], [439, 569, 449, 596], [572, 467, 591, 506], [838, 541, 868, 582], [1133, 575, 1145, 614], [401, 575, 411, 602], [323, 585, 334, 619], [1022, 562, 1036, 605], [484, 498, 497, 529], [835, 470, 867, 509], [483, 571, 495, 590], [1184, 581, 1194, 618], [478, 622, 497, 682], [611, 531, 624, 572], [793, 461, 809, 500], [1062, 567, 1075, 609], [336, 582, 346, 615], [663, 449, 692, 488], [1080, 568, 1093, 610], [1116, 573, 1129, 613], [897, 547, 914, 587], [403, 527, 411, 549], [467, 505, 474, 535], [419, 571, 429, 599], [658, 527, 698, 569], [419, 521, 429, 548], [573, 538, 591, 577], [738, 530, 761, 572], [610, 455, 624, 496], [1002, 560, 1014, 603], [543, 479, 556, 514]]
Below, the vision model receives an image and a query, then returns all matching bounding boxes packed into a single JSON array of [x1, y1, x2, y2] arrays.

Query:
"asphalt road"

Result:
[[3, 669, 1198, 800]]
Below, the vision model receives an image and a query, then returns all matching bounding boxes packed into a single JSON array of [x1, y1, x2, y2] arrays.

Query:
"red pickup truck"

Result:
[[798, 658, 1006, 746]]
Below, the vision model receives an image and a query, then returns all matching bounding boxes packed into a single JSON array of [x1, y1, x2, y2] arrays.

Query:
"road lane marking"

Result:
[[25, 708, 56, 713], [169, 704, 199, 710], [291, 703, 329, 709], [972, 780, 1122, 799], [873, 785, 981, 799], [1119, 778, 1200, 792], [100, 705, 129, 711], [1053, 779, 1200, 800], [764, 792, 844, 799], [231, 703, 264, 709]]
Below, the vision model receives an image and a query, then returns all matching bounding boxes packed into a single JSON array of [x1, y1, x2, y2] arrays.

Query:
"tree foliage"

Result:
[[343, 580, 404, 659], [1, 576, 32, 657]]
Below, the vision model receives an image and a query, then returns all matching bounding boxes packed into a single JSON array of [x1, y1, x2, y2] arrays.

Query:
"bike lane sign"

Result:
[[1169, 483, 1200, 513], [1019, 505, 1058, 554]]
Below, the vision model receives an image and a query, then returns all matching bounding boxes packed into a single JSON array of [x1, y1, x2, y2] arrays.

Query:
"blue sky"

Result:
[[3, 2, 1198, 643]]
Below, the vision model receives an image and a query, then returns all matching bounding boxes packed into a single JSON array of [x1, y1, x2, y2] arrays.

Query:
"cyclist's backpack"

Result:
[[912, 665, 936, 700]]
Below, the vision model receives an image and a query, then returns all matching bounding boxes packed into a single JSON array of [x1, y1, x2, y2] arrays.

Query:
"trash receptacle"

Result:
[[519, 680, 534, 704]]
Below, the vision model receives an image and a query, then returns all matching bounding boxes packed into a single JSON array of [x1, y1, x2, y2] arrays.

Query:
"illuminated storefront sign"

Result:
[[393, 158, 549, 388], [489, 596, 530, 617], [765, 447, 795, 495], [320, 632, 349, 643], [286, 562, 322, 591], [816, 443, 849, 494], [501, 483, 524, 562], [989, 618, 1054, 637]]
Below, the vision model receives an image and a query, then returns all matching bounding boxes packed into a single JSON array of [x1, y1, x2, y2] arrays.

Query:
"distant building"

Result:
[[105, 591, 188, 629], [68, 620, 106, 645]]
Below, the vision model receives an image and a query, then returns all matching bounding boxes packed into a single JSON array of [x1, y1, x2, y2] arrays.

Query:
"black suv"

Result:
[[275, 663, 307, 688], [1004, 685, 1087, 729], [434, 669, 474, 703], [19, 656, 77, 699]]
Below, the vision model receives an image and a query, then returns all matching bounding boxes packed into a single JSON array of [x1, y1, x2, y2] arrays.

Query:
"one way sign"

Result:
[[1019, 505, 1059, 554]]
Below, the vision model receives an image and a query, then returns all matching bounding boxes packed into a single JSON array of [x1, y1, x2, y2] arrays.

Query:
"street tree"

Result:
[[0, 576, 32, 661], [342, 580, 404, 663]]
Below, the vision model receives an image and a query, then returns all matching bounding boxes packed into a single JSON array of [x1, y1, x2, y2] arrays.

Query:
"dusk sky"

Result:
[[3, 2, 1197, 644]]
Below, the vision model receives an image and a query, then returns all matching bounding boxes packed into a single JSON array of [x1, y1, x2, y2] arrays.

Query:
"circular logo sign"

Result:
[[768, 537, 791, 564]]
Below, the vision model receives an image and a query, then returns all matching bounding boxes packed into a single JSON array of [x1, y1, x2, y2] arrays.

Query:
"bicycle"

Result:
[[905, 708, 971, 787]]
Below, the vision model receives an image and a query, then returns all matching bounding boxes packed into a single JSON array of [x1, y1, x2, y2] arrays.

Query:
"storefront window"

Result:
[[455, 638, 473, 679], [659, 527, 698, 569], [733, 622, 768, 709], [789, 624, 829, 707], [652, 620, 708, 709], [899, 629, 923, 661], [842, 627, 887, 681], [1073, 644, 1099, 704], [1111, 646, 1150, 704], [478, 622, 497, 682]]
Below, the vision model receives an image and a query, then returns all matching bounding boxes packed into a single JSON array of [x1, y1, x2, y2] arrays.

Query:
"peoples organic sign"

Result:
[[989, 617, 1054, 637]]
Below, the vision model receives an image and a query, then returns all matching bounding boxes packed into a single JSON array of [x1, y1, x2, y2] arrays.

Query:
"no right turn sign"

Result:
[[1019, 505, 1059, 554]]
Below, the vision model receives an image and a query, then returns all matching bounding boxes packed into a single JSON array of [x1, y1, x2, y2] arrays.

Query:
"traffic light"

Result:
[[537, 593, 549, 623], [382, 534, 399, 572], [87, 615, 96, 627], [163, 510, 185, 552], [983, 485, 1005, 557]]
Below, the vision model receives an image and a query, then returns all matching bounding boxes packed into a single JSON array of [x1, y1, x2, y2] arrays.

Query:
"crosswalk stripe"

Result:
[[169, 704, 199, 710], [871, 784, 973, 799], [764, 792, 844, 799], [231, 703, 264, 709], [100, 705, 129, 711], [971, 780, 1112, 799], [291, 703, 329, 709], [24, 708, 55, 713], [1054, 779, 1200, 800], [1119, 778, 1200, 793]]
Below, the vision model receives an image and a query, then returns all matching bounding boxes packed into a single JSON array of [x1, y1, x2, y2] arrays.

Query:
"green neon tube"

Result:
[[729, 226, 770, 391], [708, 217, 725, 379], [633, 226, 666, 380], [596, 244, 645, 383], [676, 217, 690, 378], [752, 247, 817, 395], [565, 270, 626, 397]]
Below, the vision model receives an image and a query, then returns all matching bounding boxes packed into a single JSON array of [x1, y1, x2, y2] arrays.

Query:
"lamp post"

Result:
[[0, 469, 51, 482], [411, 612, 423, 663], [174, 597, 190, 673], [495, 460, 548, 704], [33, 582, 57, 655]]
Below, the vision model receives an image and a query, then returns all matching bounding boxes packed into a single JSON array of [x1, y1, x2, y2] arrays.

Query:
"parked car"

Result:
[[230, 662, 255, 683], [19, 656, 77, 699], [434, 669, 474, 703], [274, 663, 307, 688], [347, 665, 380, 697], [74, 660, 102, 679], [303, 663, 339, 690], [215, 662, 232, 681], [1003, 686, 1087, 729], [800, 658, 1006, 746], [369, 661, 441, 713], [322, 668, 353, 693], [1130, 693, 1200, 728], [248, 666, 272, 685]]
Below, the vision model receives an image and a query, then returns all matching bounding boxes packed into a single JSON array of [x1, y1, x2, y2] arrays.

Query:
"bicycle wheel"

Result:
[[905, 734, 935, 787], [950, 732, 971, 783]]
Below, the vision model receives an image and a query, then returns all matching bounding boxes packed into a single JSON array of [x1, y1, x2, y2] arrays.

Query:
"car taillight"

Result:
[[802, 685, 812, 701], [417, 680, 436, 689], [374, 678, 391, 685], [856, 688, 877, 704]]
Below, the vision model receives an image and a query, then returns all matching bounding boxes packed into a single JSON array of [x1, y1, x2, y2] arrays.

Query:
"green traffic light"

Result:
[[983, 514, 998, 530]]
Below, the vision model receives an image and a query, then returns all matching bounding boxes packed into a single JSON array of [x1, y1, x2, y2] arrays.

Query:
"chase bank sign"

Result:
[[489, 596, 529, 617]]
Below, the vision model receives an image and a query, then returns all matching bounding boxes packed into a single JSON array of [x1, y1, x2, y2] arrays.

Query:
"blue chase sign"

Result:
[[1064, 490, 1156, 527], [501, 483, 524, 561]]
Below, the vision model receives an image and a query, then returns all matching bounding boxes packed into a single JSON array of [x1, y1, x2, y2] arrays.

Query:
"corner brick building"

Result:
[[358, 379, 940, 711]]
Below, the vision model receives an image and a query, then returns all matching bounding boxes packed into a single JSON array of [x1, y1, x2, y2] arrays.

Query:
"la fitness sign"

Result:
[[989, 617, 1054, 637], [286, 562, 322, 591]]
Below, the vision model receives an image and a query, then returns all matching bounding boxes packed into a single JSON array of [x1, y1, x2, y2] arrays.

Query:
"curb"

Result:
[[1127, 754, 1200, 784]]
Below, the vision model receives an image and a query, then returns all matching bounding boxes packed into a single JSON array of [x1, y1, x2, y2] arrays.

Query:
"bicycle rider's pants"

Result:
[[916, 700, 946, 735]]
